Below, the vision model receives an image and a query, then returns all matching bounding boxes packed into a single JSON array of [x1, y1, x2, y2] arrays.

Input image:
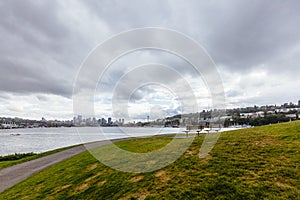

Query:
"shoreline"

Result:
[[0, 127, 246, 156], [0, 127, 184, 156], [0, 136, 143, 193]]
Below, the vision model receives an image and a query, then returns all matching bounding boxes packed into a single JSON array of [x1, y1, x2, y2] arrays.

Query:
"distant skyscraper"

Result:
[[108, 117, 112, 125], [78, 115, 82, 123], [101, 118, 106, 126], [92, 117, 96, 125]]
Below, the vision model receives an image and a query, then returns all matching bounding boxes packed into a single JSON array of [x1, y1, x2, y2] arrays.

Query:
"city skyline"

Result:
[[1, 99, 299, 123]]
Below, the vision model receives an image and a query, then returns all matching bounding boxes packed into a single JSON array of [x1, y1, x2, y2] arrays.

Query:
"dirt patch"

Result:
[[85, 176, 94, 182], [275, 181, 294, 189], [85, 171, 105, 183], [186, 149, 197, 156], [200, 154, 212, 163], [54, 184, 71, 192], [253, 139, 283, 147], [254, 141, 267, 147], [155, 169, 170, 183], [75, 182, 89, 191], [243, 178, 257, 185], [95, 171, 104, 177], [120, 190, 150, 200], [97, 180, 106, 187], [86, 163, 98, 171], [177, 172, 185, 177], [44, 196, 57, 200], [129, 175, 144, 183]]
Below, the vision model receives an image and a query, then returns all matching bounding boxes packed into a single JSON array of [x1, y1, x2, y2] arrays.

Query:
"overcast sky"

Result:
[[0, 0, 299, 121]]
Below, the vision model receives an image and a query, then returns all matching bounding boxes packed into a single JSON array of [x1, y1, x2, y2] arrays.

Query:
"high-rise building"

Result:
[[77, 115, 82, 123], [101, 118, 106, 126], [298, 100, 300, 107], [92, 117, 96, 125], [108, 117, 112, 125]]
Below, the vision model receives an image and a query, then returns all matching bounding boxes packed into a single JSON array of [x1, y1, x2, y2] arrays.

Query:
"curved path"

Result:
[[0, 138, 131, 193]]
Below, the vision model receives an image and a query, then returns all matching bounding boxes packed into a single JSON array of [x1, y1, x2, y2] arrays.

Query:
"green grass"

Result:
[[1, 121, 299, 199], [0, 152, 37, 161], [0, 145, 80, 170]]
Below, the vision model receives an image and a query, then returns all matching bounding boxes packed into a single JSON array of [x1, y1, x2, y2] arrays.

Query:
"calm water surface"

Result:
[[0, 127, 182, 156]]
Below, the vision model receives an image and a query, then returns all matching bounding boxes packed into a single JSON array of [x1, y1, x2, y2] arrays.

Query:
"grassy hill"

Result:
[[1, 121, 299, 199]]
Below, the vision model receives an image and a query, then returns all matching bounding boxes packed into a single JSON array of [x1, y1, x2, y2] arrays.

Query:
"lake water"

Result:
[[0, 127, 183, 156]]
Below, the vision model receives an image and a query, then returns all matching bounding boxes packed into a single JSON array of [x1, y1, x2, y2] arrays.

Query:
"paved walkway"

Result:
[[0, 138, 131, 193]]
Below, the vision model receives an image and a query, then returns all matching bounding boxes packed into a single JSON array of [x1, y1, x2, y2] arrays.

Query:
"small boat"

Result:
[[10, 133, 21, 136]]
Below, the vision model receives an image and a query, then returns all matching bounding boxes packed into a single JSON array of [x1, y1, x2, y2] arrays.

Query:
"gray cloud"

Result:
[[0, 0, 95, 97], [204, 1, 300, 72], [83, 0, 172, 30], [0, 58, 72, 96], [0, 0, 299, 119]]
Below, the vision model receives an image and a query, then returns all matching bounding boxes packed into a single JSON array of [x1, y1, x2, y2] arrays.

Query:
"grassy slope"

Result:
[[0, 145, 80, 170], [0, 122, 299, 199]]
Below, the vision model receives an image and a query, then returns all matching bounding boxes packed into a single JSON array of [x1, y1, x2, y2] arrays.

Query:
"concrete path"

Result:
[[0, 138, 131, 193]]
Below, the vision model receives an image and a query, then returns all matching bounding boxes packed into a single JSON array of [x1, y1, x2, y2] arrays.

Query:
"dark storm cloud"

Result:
[[0, 57, 71, 96], [0, 0, 90, 97], [79, 0, 300, 75], [0, 0, 299, 108], [203, 1, 300, 71], [0, 0, 68, 42]]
